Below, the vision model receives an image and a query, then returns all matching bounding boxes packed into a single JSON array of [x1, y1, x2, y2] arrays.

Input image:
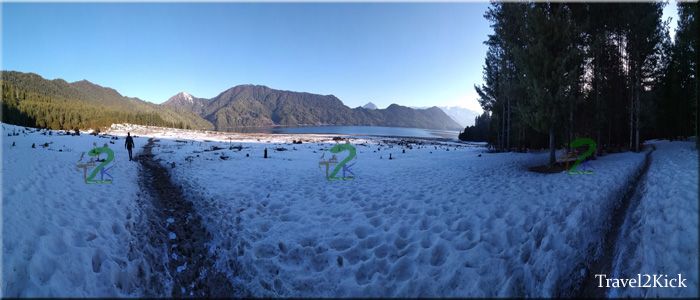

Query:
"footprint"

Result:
[[397, 225, 411, 239], [354, 261, 376, 285], [388, 256, 415, 282], [258, 222, 272, 233], [419, 217, 431, 231], [35, 226, 49, 237], [453, 218, 474, 232], [43, 235, 68, 256], [310, 252, 329, 272], [425, 208, 439, 217], [354, 225, 372, 239], [369, 216, 383, 228], [28, 254, 57, 286], [92, 249, 106, 273], [329, 237, 354, 251], [254, 243, 278, 259], [343, 245, 370, 265], [430, 243, 448, 266], [430, 223, 446, 234], [393, 237, 408, 250], [298, 237, 317, 248], [278, 242, 288, 254], [420, 233, 434, 249], [373, 244, 392, 259], [359, 235, 382, 250], [111, 223, 122, 235]]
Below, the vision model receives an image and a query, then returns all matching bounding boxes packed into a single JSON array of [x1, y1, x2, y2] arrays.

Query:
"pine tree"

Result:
[[623, 2, 664, 151], [511, 3, 584, 165]]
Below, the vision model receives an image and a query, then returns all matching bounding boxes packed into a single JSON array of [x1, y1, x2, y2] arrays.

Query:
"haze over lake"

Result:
[[222, 125, 461, 139]]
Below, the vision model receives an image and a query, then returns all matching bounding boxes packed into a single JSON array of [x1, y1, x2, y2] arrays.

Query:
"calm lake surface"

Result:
[[225, 126, 461, 139]]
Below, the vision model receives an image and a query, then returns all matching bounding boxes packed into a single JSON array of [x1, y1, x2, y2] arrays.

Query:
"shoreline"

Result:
[[106, 123, 477, 146]]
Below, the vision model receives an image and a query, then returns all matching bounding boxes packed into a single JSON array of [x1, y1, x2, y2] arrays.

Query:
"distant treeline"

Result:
[[2, 85, 177, 130], [458, 2, 698, 164], [1, 71, 212, 131]]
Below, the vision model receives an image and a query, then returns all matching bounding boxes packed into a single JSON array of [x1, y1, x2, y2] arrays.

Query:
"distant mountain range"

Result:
[[411, 105, 480, 128], [1, 71, 213, 130], [361, 102, 378, 110], [163, 85, 462, 130], [439, 106, 480, 128], [1, 71, 462, 131]]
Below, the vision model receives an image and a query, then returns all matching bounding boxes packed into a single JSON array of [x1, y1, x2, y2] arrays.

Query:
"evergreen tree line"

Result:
[[2, 82, 190, 130], [459, 2, 698, 165], [458, 112, 491, 142], [1, 72, 203, 131]]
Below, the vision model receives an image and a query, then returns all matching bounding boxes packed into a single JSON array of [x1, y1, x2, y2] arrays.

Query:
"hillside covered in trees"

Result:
[[459, 2, 698, 165], [163, 84, 463, 130], [1, 71, 462, 132], [1, 71, 214, 131]]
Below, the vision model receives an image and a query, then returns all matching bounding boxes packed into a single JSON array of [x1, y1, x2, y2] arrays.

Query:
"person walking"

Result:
[[125, 132, 135, 161]]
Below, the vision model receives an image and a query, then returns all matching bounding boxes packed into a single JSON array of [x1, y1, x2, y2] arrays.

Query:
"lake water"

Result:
[[225, 126, 460, 139]]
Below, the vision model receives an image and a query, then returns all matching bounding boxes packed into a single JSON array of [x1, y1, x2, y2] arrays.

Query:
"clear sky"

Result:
[[663, 0, 679, 41], [2, 2, 491, 112], [2, 1, 679, 113]]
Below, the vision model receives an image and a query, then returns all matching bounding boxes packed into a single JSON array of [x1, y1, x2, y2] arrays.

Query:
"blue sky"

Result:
[[2, 2, 491, 111], [663, 0, 679, 41], [2, 2, 678, 113]]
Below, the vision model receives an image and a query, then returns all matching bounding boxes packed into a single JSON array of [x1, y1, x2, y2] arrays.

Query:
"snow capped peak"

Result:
[[166, 91, 195, 104], [362, 102, 378, 110], [178, 92, 193, 102]]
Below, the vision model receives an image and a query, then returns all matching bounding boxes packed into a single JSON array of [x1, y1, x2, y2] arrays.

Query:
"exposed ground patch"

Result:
[[575, 145, 656, 298], [138, 138, 236, 297]]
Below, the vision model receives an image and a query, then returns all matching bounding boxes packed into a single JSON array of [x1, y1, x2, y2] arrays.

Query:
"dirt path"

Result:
[[137, 138, 235, 297], [576, 145, 656, 298]]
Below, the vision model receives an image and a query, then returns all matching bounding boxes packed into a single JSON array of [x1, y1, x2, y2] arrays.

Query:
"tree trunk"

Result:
[[607, 118, 612, 147], [548, 126, 556, 166], [501, 102, 506, 151], [594, 50, 601, 157], [635, 68, 641, 152], [568, 96, 573, 152], [506, 96, 511, 151], [629, 59, 635, 151], [596, 129, 601, 158]]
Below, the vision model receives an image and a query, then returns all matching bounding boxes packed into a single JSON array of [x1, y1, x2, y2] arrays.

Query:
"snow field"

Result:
[[153, 134, 648, 297], [6, 122, 691, 298], [609, 140, 699, 298], [1, 124, 150, 297]]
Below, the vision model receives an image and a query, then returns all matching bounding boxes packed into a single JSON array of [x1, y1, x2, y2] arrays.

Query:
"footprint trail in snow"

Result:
[[138, 138, 238, 297]]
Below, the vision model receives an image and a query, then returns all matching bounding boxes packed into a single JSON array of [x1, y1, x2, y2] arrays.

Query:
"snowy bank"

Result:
[[6, 123, 691, 297], [150, 127, 648, 297], [1, 124, 151, 297], [609, 140, 699, 298]]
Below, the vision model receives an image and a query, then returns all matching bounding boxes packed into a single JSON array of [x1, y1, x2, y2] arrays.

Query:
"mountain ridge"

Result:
[[362, 102, 378, 110], [1, 71, 213, 130], [1, 70, 461, 131], [163, 85, 462, 130]]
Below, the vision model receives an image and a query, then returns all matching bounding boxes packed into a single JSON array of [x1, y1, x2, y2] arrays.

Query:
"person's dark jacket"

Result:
[[125, 136, 134, 149]]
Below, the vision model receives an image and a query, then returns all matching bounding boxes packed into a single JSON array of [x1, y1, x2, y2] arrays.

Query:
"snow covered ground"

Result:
[[2, 123, 697, 298], [150, 127, 650, 297], [609, 140, 699, 298], [1, 124, 151, 297]]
